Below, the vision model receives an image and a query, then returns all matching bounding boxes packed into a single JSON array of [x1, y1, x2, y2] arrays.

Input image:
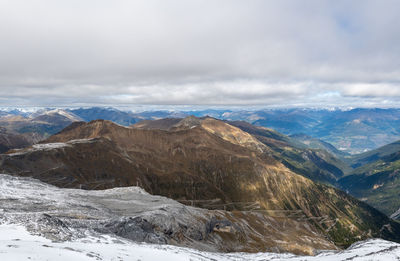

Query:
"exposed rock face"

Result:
[[99, 217, 168, 244], [1, 118, 400, 251], [0, 174, 335, 255]]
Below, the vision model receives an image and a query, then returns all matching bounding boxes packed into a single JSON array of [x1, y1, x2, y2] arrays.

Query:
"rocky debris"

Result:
[[99, 217, 167, 244], [206, 217, 236, 234], [33, 214, 73, 241]]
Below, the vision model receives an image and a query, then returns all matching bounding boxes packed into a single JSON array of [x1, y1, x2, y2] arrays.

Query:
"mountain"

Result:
[[0, 109, 82, 136], [0, 109, 82, 151], [3, 107, 400, 154], [1, 174, 400, 260], [134, 118, 347, 185], [220, 109, 330, 134], [68, 107, 189, 126], [339, 140, 400, 216], [289, 133, 350, 160], [68, 107, 142, 126], [1, 173, 338, 255], [4, 106, 400, 154], [220, 108, 400, 154], [309, 108, 400, 154], [348, 140, 400, 168], [0, 127, 38, 153], [2, 117, 400, 251], [224, 121, 348, 185]]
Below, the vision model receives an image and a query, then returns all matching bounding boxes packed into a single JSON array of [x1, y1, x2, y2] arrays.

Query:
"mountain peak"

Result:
[[172, 115, 202, 129]]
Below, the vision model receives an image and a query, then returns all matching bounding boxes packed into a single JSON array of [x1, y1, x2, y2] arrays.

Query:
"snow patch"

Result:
[[32, 143, 70, 150], [6, 139, 96, 156]]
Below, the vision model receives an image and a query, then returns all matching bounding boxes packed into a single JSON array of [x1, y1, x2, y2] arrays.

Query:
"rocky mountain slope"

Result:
[[1, 174, 400, 260], [2, 117, 400, 251]]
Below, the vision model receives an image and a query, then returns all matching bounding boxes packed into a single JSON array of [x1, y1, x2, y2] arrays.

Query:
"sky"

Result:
[[0, 0, 400, 108]]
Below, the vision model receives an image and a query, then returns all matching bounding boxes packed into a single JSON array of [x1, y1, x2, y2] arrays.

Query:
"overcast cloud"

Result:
[[0, 0, 400, 107]]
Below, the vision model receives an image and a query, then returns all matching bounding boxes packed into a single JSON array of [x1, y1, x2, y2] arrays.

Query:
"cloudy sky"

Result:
[[0, 0, 399, 108]]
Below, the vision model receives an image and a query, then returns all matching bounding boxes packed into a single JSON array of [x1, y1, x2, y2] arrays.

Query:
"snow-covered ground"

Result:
[[1, 224, 400, 261], [1, 173, 400, 261], [6, 138, 95, 155]]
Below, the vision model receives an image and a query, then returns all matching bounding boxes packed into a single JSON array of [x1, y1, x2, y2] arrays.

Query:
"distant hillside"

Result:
[[68, 107, 141, 126], [339, 140, 400, 216], [220, 108, 400, 154], [290, 133, 350, 160], [0, 109, 82, 151], [348, 140, 400, 168], [4, 107, 399, 154], [227, 121, 349, 185]]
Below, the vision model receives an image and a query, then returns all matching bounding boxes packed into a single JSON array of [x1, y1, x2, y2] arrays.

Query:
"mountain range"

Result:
[[3, 107, 400, 257], [2, 116, 400, 254], [4, 107, 400, 154]]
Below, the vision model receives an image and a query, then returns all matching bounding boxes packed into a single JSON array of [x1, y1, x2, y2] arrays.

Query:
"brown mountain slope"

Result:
[[134, 117, 347, 184], [1, 119, 400, 252]]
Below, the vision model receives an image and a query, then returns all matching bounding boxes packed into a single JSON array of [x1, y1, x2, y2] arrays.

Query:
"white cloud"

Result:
[[0, 0, 399, 107]]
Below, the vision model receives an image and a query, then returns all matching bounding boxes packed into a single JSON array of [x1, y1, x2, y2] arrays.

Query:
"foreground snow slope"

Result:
[[1, 224, 400, 261], [1, 174, 400, 260]]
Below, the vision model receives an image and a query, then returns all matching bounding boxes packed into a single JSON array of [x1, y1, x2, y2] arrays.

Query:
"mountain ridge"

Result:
[[2, 117, 400, 251]]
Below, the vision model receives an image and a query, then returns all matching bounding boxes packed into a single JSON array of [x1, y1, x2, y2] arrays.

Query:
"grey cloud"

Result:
[[0, 0, 400, 107]]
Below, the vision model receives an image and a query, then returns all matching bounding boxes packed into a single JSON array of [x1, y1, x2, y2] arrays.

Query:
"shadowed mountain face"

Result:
[[339, 141, 400, 217], [226, 121, 349, 185], [2, 117, 400, 251], [0, 127, 38, 153]]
